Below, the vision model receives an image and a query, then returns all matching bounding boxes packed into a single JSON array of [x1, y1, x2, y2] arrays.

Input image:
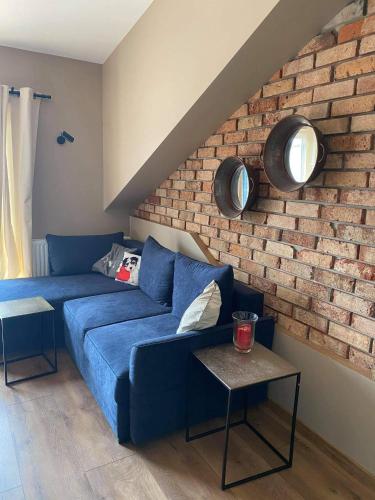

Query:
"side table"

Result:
[[186, 342, 301, 490], [0, 296, 57, 386]]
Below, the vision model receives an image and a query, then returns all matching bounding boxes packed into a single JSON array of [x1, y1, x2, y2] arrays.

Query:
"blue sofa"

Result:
[[0, 233, 274, 445]]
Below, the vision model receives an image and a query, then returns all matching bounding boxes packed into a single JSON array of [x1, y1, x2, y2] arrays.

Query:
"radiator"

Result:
[[32, 239, 49, 277]]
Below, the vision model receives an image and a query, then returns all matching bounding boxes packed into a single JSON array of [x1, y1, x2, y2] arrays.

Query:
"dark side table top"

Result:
[[193, 342, 299, 390], [0, 296, 54, 320]]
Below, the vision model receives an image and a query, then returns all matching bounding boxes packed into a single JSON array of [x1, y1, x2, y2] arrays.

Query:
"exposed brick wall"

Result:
[[135, 3, 375, 376]]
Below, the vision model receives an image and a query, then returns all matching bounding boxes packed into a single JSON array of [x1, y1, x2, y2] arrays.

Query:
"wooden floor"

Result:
[[0, 350, 374, 500]]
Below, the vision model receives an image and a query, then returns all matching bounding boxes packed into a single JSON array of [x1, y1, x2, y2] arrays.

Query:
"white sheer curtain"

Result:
[[0, 86, 40, 279]]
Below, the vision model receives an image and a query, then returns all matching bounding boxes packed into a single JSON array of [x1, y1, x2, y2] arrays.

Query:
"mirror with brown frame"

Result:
[[263, 115, 326, 191]]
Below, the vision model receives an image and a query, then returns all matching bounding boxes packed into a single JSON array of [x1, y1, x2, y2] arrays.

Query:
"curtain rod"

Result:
[[8, 86, 51, 100]]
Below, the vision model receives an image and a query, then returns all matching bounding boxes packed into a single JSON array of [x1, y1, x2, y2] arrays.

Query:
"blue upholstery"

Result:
[[172, 253, 233, 324], [0, 273, 137, 349], [83, 314, 179, 441], [139, 236, 176, 306], [46, 232, 124, 275]]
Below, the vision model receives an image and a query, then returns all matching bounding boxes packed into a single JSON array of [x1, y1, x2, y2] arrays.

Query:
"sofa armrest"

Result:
[[129, 316, 274, 395]]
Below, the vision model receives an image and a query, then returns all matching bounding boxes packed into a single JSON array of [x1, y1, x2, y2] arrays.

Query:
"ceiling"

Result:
[[0, 0, 153, 63]]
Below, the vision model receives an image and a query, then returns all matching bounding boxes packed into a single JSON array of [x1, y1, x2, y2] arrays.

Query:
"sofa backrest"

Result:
[[232, 280, 264, 318]]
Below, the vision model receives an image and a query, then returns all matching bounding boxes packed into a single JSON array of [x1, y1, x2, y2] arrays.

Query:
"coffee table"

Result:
[[0, 296, 57, 386], [185, 342, 301, 490]]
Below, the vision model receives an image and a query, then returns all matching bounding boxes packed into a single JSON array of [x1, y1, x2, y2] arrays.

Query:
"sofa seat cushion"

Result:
[[84, 314, 180, 405], [64, 289, 171, 343]]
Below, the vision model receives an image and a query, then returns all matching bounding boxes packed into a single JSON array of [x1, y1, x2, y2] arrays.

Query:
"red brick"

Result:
[[329, 322, 371, 351], [172, 219, 185, 230], [154, 205, 167, 215], [257, 198, 284, 213], [279, 90, 313, 109], [356, 74, 375, 94], [337, 225, 375, 245], [172, 199, 186, 210], [368, 0, 375, 15], [280, 258, 313, 279], [201, 225, 218, 238], [283, 55, 314, 76], [359, 245, 375, 264], [253, 225, 281, 240], [230, 104, 248, 118], [229, 243, 250, 259], [325, 154, 344, 168], [210, 238, 229, 252], [314, 269, 354, 292], [334, 290, 375, 316], [196, 170, 213, 181], [297, 249, 333, 268], [253, 250, 280, 268], [298, 32, 335, 56], [286, 201, 320, 217], [282, 230, 316, 249], [266, 268, 295, 287], [210, 217, 229, 230], [328, 134, 371, 152], [229, 219, 252, 234], [264, 294, 293, 316], [205, 134, 223, 146], [185, 159, 202, 170], [294, 307, 329, 332], [317, 238, 357, 259], [193, 213, 209, 225], [331, 95, 375, 116], [267, 214, 296, 230], [265, 240, 294, 258], [250, 275, 276, 294], [340, 189, 375, 206], [179, 191, 194, 201], [240, 259, 265, 277], [296, 67, 331, 89], [355, 280, 375, 301], [243, 211, 267, 225], [185, 180, 201, 191], [239, 234, 264, 250], [277, 313, 308, 338], [247, 128, 271, 142], [219, 229, 237, 243], [359, 33, 375, 54], [233, 269, 249, 284], [314, 118, 349, 135], [321, 206, 362, 224], [316, 41, 357, 66], [180, 170, 195, 181], [351, 114, 375, 132], [338, 18, 364, 43], [269, 186, 300, 200], [248, 97, 278, 114], [312, 299, 351, 324], [172, 180, 185, 190], [336, 55, 375, 79], [348, 347, 375, 370], [297, 103, 329, 119], [263, 109, 293, 125], [224, 131, 246, 144], [277, 286, 310, 308], [217, 120, 236, 133], [296, 277, 330, 299], [263, 79, 294, 97], [334, 258, 375, 280], [220, 252, 239, 268], [313, 80, 354, 102], [237, 143, 262, 156], [237, 115, 262, 129], [149, 213, 161, 223], [303, 187, 338, 202], [362, 15, 375, 36], [345, 149, 375, 170], [351, 314, 375, 336], [202, 158, 220, 170], [169, 171, 180, 180], [366, 209, 375, 225]]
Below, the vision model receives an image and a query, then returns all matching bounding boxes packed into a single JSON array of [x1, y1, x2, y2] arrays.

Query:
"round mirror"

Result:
[[263, 115, 326, 192], [285, 126, 318, 183], [214, 156, 258, 219], [231, 165, 250, 211]]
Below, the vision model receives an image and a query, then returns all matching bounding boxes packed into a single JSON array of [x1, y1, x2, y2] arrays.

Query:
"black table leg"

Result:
[[221, 389, 232, 489]]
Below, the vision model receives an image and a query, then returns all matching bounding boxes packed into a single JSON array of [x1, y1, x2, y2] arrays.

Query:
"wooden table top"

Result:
[[194, 342, 299, 390], [0, 296, 54, 320]]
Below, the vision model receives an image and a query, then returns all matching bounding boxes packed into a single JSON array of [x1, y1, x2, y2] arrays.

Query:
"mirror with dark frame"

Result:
[[263, 115, 326, 192], [214, 156, 258, 219]]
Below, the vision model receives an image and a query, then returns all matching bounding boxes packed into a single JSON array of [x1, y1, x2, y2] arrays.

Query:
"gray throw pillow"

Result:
[[92, 243, 137, 278]]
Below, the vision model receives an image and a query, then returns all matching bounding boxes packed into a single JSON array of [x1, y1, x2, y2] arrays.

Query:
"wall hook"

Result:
[[57, 131, 75, 145]]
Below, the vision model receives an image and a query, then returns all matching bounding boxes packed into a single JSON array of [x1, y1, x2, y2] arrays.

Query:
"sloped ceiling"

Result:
[[103, 0, 347, 210]]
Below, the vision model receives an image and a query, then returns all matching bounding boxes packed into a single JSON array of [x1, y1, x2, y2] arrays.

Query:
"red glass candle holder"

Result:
[[232, 311, 258, 353]]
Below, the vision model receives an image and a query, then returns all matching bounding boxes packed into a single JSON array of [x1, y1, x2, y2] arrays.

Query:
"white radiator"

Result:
[[32, 239, 49, 277]]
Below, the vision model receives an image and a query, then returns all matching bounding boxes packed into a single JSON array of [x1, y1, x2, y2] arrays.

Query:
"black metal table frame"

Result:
[[185, 354, 301, 490], [0, 310, 57, 386]]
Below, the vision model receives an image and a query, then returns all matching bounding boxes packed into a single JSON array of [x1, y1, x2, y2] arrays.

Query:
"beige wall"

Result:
[[102, 0, 279, 208], [0, 45, 128, 239]]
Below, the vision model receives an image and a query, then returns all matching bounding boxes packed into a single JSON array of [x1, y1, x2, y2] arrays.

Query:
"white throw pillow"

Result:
[[176, 280, 222, 334], [115, 252, 141, 285]]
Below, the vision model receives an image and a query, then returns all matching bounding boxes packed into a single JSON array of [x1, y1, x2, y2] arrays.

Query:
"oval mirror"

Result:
[[264, 115, 326, 192], [214, 156, 258, 219]]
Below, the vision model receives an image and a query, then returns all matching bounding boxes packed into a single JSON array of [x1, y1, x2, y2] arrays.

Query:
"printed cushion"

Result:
[[177, 280, 221, 334], [115, 252, 141, 285], [92, 243, 137, 278]]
